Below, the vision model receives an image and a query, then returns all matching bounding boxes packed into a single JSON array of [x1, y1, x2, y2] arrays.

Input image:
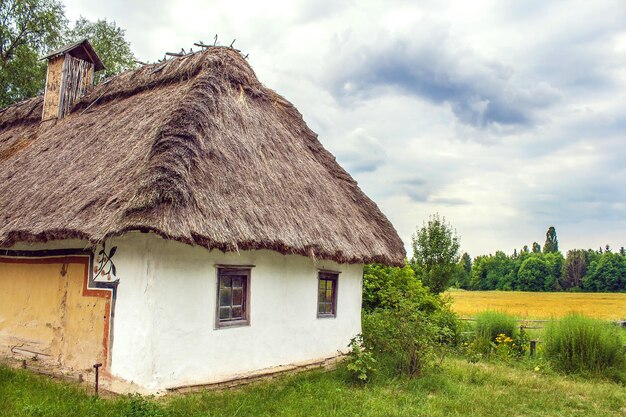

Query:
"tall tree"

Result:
[[411, 213, 460, 294], [461, 252, 472, 275], [543, 226, 558, 254], [0, 0, 66, 107], [532, 242, 541, 253], [65, 17, 135, 84]]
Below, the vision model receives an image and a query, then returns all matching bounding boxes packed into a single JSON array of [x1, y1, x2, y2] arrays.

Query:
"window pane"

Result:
[[220, 287, 232, 306], [232, 306, 243, 319], [232, 276, 243, 288], [326, 287, 333, 300], [318, 287, 326, 303], [325, 302, 332, 314], [219, 306, 231, 320], [220, 276, 231, 288], [232, 288, 243, 305]]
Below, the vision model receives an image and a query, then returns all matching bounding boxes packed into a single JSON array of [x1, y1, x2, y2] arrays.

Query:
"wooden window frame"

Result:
[[317, 271, 339, 318], [215, 267, 251, 329]]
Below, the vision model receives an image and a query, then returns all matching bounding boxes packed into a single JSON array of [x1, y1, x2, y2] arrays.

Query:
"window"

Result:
[[317, 272, 338, 318], [216, 268, 250, 328]]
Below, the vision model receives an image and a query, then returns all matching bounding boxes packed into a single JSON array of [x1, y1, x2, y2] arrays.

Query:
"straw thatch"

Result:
[[0, 47, 405, 265]]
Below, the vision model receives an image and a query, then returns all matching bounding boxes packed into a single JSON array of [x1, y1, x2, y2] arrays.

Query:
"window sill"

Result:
[[317, 314, 336, 319], [215, 320, 250, 329]]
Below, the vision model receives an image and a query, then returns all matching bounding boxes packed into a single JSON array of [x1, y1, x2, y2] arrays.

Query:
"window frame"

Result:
[[215, 267, 251, 329], [317, 271, 339, 318]]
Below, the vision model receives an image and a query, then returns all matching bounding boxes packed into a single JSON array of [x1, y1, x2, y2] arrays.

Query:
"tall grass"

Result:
[[473, 311, 517, 353], [543, 314, 625, 374]]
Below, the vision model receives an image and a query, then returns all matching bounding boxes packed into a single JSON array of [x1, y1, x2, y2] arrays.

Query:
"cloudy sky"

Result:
[[63, 0, 626, 257]]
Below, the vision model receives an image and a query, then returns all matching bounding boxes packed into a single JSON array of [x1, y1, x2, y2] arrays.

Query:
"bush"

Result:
[[472, 311, 518, 355], [345, 335, 377, 383], [363, 303, 451, 377], [361, 262, 460, 377], [543, 314, 625, 374]]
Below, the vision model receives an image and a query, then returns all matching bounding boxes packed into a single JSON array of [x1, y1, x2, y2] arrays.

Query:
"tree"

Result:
[[0, 3, 136, 108], [585, 252, 625, 292], [532, 242, 541, 253], [451, 252, 472, 289], [65, 17, 135, 84], [544, 252, 564, 291], [517, 255, 548, 291], [562, 250, 587, 290], [543, 226, 559, 254], [0, 0, 66, 106], [411, 214, 460, 294]]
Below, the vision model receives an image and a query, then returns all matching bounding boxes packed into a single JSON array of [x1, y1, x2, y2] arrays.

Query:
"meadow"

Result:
[[446, 290, 626, 320], [2, 356, 626, 417]]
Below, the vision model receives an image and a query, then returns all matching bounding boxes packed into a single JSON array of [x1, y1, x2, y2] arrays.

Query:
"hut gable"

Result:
[[0, 47, 405, 266]]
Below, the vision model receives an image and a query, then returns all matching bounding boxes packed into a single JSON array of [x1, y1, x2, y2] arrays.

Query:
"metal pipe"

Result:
[[93, 363, 102, 396]]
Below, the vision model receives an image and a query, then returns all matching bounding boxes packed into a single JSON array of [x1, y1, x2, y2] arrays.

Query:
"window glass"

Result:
[[317, 272, 338, 318], [217, 269, 250, 327]]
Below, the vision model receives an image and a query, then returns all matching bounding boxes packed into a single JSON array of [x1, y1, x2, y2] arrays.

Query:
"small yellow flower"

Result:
[[534, 366, 540, 372]]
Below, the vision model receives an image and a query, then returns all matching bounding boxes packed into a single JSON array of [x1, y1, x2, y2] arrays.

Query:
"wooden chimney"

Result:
[[41, 39, 105, 121]]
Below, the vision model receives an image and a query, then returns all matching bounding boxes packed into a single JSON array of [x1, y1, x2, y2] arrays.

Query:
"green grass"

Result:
[[2, 356, 625, 417], [543, 314, 625, 375], [472, 311, 518, 354]]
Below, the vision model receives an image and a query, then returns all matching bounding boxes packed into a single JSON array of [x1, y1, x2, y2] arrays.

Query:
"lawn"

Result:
[[2, 357, 625, 417], [446, 290, 626, 320]]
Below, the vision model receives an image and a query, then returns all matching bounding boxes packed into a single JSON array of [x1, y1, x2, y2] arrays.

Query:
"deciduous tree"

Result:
[[562, 250, 587, 290], [65, 17, 135, 84], [411, 214, 460, 294], [543, 226, 559, 254], [0, 0, 66, 106]]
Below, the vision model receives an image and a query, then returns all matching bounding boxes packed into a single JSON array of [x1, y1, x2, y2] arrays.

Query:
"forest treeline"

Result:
[[453, 227, 626, 292]]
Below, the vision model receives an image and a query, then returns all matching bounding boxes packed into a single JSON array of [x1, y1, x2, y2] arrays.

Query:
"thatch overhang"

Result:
[[0, 47, 405, 266]]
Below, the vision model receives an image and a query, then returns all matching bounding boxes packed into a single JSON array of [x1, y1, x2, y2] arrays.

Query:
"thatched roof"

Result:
[[0, 47, 405, 265]]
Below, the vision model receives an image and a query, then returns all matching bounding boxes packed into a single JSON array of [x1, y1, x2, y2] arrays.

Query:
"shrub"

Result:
[[362, 296, 456, 377], [472, 311, 518, 355], [361, 262, 460, 377], [543, 314, 625, 374], [345, 335, 377, 383]]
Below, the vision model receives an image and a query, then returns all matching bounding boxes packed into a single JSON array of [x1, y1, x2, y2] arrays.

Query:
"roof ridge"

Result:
[[71, 48, 251, 116]]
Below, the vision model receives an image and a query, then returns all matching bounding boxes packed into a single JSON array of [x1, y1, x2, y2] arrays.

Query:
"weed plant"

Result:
[[543, 314, 625, 375]]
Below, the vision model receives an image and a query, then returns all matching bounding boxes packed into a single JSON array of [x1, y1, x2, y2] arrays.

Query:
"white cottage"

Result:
[[0, 40, 404, 393]]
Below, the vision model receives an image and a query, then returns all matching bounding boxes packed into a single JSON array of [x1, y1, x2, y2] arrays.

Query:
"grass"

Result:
[[446, 290, 626, 320], [543, 314, 625, 374], [2, 357, 626, 417], [472, 311, 519, 354]]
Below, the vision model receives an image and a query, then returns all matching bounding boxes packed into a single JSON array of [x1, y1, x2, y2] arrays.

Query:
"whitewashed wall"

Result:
[[3, 233, 364, 392], [110, 233, 363, 392]]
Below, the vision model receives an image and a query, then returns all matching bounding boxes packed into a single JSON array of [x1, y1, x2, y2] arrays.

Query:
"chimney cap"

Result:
[[42, 39, 105, 71]]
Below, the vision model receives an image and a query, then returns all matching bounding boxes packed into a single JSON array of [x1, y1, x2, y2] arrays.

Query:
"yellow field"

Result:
[[446, 290, 626, 320]]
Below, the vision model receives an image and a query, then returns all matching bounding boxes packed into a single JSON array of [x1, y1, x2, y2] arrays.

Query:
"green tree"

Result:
[[451, 252, 472, 289], [585, 252, 625, 292], [65, 17, 136, 84], [517, 254, 548, 291], [532, 242, 541, 253], [0, 0, 66, 107], [544, 252, 564, 291], [543, 226, 559, 253], [411, 214, 460, 294]]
